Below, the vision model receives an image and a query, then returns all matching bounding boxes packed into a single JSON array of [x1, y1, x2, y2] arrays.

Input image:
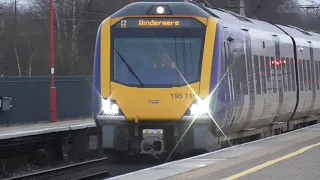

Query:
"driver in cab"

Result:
[[153, 53, 176, 70]]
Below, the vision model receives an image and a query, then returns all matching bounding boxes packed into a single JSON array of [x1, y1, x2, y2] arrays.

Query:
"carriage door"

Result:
[[224, 34, 235, 124], [224, 27, 245, 126], [272, 34, 284, 122], [307, 41, 316, 114], [242, 28, 255, 128]]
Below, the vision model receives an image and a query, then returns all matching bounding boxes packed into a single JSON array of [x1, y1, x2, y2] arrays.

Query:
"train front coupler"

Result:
[[139, 129, 165, 159]]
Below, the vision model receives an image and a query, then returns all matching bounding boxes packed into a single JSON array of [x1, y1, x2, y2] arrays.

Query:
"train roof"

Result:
[[110, 1, 320, 40], [205, 7, 286, 35], [111, 2, 211, 18], [309, 31, 320, 39], [275, 24, 318, 40], [205, 6, 320, 40]]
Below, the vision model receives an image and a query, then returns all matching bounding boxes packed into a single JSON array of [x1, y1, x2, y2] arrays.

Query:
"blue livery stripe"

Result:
[[210, 21, 224, 97], [92, 24, 102, 116], [209, 20, 226, 115]]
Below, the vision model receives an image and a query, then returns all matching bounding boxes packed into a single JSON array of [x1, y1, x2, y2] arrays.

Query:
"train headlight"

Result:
[[102, 99, 119, 115], [190, 99, 210, 115], [147, 5, 172, 15], [156, 6, 165, 14]]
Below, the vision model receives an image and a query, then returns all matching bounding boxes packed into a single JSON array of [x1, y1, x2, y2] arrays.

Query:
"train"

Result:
[[92, 0, 320, 160]]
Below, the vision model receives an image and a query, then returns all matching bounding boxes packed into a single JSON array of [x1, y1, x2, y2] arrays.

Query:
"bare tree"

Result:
[[0, 0, 318, 77], [13, 0, 22, 76]]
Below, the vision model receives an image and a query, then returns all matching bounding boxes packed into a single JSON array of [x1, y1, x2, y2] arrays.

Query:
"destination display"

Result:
[[114, 18, 204, 28]]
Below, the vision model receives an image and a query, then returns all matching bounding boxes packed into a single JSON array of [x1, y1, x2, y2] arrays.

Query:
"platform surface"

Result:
[[110, 123, 320, 180], [0, 118, 95, 140]]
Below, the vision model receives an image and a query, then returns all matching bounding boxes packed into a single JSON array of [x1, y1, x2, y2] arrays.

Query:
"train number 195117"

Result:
[[170, 93, 196, 99]]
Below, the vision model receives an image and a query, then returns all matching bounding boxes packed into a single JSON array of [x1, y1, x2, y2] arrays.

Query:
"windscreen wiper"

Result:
[[114, 48, 144, 87]]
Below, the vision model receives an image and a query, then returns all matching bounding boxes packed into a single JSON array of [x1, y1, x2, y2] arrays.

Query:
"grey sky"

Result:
[[2, 0, 28, 6], [2, 0, 320, 8], [2, 0, 319, 5]]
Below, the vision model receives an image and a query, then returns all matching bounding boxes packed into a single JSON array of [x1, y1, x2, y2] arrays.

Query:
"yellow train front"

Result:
[[92, 0, 220, 159]]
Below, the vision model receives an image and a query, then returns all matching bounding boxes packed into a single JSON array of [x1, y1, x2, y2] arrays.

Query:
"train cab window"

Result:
[[286, 58, 292, 92], [271, 57, 277, 93], [111, 25, 205, 87], [260, 56, 267, 94], [298, 59, 304, 91], [302, 59, 308, 91], [316, 60, 320, 90], [253, 55, 261, 94], [307, 59, 312, 91], [265, 56, 272, 94], [290, 58, 296, 91], [281, 57, 287, 92]]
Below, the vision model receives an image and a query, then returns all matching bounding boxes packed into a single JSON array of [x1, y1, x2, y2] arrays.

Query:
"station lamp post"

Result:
[[49, 0, 57, 122]]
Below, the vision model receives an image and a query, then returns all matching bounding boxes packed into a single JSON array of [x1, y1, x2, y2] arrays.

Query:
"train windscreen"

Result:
[[110, 18, 206, 88]]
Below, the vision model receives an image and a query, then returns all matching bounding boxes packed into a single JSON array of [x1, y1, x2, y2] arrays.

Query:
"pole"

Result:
[[14, 0, 16, 34], [14, 0, 16, 20], [240, 0, 245, 16], [49, 0, 57, 122]]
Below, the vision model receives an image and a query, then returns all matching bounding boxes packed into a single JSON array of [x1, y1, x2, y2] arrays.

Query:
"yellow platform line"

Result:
[[222, 142, 320, 180]]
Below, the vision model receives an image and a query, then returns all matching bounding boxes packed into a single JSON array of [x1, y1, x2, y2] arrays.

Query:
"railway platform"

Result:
[[0, 118, 98, 163], [0, 118, 103, 179], [0, 118, 95, 140], [111, 123, 320, 180]]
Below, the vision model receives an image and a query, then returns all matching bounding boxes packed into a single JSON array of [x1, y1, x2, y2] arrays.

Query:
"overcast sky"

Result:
[[1, 0, 320, 5], [2, 0, 28, 6], [1, 0, 320, 8]]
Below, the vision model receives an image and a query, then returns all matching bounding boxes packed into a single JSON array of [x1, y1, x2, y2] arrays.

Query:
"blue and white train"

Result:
[[92, 0, 320, 159]]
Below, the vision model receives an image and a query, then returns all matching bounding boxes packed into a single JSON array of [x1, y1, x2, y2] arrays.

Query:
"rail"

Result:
[[4, 157, 111, 180]]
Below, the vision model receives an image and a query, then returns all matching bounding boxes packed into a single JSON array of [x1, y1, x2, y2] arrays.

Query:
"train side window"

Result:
[[260, 56, 267, 94], [307, 59, 312, 91], [246, 52, 254, 94], [230, 50, 241, 96], [224, 42, 230, 70], [316, 60, 320, 90], [281, 57, 287, 92], [271, 57, 277, 93], [318, 60, 320, 90], [265, 56, 272, 94], [254, 55, 261, 94], [286, 58, 292, 92], [302, 59, 308, 91], [235, 53, 248, 95], [276, 57, 284, 92], [298, 59, 304, 91], [290, 58, 296, 91], [224, 42, 231, 99]]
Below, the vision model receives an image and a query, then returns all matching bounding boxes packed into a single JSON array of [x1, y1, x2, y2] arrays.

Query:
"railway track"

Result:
[[4, 156, 156, 180], [5, 157, 111, 180]]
